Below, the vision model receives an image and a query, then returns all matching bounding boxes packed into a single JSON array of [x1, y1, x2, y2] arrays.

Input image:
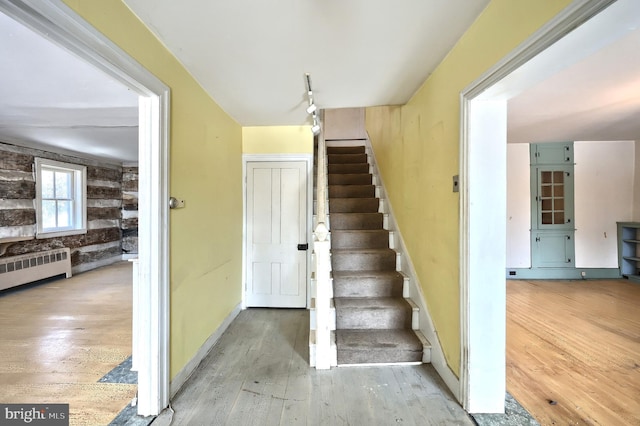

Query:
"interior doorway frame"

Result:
[[0, 0, 171, 416], [459, 0, 618, 413]]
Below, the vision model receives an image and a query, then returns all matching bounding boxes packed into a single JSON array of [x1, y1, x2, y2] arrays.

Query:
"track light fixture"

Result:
[[305, 73, 321, 136], [306, 103, 317, 115]]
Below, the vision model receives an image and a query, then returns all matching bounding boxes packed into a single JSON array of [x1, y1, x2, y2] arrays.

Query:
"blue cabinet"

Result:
[[617, 222, 640, 283], [530, 143, 575, 269]]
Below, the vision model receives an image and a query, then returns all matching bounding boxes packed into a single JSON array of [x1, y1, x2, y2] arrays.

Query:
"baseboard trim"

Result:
[[72, 255, 122, 275], [506, 267, 621, 280], [170, 303, 242, 398], [363, 137, 461, 402]]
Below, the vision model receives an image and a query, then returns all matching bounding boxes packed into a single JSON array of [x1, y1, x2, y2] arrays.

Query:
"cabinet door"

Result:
[[532, 231, 575, 268], [533, 166, 574, 230], [530, 143, 573, 165]]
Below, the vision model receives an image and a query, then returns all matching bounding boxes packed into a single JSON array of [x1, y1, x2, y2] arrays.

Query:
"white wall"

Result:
[[634, 140, 640, 221], [574, 141, 634, 267], [506, 141, 635, 269], [506, 144, 531, 268]]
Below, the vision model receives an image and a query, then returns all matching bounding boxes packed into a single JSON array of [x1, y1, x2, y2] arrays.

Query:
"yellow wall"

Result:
[[366, 0, 572, 376], [242, 126, 313, 154], [64, 0, 244, 379]]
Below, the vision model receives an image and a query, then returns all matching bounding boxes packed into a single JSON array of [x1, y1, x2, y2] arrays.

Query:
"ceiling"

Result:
[[508, 8, 640, 143], [0, 0, 639, 163], [0, 11, 139, 163], [122, 0, 490, 126]]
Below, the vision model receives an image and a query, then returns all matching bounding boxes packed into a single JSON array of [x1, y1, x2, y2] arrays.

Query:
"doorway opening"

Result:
[[460, 0, 633, 414], [0, 0, 170, 416]]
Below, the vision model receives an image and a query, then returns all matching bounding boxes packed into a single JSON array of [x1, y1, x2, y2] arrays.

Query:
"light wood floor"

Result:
[[507, 279, 640, 425], [0, 261, 135, 425], [11, 265, 637, 425], [154, 308, 475, 426]]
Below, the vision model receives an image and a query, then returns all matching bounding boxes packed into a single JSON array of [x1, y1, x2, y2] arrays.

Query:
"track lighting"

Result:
[[305, 73, 321, 136], [306, 103, 317, 115]]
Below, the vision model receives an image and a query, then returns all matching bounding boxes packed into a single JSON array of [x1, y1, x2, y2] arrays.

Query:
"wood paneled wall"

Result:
[[0, 142, 125, 274]]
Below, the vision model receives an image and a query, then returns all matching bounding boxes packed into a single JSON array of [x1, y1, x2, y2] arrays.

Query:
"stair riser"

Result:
[[333, 278, 403, 298], [337, 349, 422, 365], [330, 213, 383, 230], [328, 164, 369, 174], [328, 185, 375, 198], [334, 329, 425, 365], [328, 174, 372, 185], [336, 308, 412, 329], [331, 230, 389, 249], [328, 154, 368, 164], [329, 198, 379, 213], [332, 252, 396, 271], [327, 146, 365, 155]]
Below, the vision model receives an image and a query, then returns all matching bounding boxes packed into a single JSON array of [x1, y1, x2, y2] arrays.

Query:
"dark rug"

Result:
[[472, 392, 539, 426], [99, 356, 137, 384]]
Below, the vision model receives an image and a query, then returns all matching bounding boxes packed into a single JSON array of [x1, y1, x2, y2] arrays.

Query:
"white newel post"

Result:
[[314, 223, 331, 369], [312, 110, 332, 369]]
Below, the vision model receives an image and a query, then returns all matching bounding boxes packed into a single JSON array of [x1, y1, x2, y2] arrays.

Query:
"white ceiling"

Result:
[[0, 0, 639, 163], [0, 11, 139, 163], [508, 12, 640, 143], [121, 0, 491, 126]]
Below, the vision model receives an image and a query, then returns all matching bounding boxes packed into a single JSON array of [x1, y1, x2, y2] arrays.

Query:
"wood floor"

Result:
[[5, 264, 637, 425], [507, 279, 640, 425], [154, 308, 474, 426], [0, 261, 135, 425]]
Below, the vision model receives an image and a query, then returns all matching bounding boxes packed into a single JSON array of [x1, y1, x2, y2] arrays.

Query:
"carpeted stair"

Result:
[[328, 145, 424, 365]]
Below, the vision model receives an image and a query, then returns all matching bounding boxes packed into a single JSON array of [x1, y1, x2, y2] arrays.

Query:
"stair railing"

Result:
[[305, 73, 331, 369], [313, 120, 331, 370]]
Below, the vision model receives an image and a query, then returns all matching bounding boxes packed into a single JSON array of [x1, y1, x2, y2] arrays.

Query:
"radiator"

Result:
[[0, 248, 72, 291]]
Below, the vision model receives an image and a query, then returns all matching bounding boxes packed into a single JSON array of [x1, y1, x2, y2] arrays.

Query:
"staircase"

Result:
[[327, 144, 428, 365]]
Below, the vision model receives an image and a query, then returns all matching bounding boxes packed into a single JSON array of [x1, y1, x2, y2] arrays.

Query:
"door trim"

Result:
[[0, 0, 171, 415], [459, 0, 616, 413], [242, 154, 313, 309]]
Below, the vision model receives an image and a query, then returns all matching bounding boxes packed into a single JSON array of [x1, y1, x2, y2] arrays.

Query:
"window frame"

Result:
[[35, 158, 87, 239]]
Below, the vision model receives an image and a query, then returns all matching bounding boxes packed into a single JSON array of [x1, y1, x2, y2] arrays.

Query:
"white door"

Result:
[[246, 161, 307, 307]]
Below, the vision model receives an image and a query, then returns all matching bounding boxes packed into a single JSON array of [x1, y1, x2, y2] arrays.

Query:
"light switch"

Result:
[[452, 175, 459, 193]]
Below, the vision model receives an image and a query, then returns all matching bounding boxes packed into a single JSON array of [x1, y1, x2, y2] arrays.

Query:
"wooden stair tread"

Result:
[[336, 329, 422, 351], [332, 248, 395, 255], [332, 270, 402, 279], [334, 296, 410, 309]]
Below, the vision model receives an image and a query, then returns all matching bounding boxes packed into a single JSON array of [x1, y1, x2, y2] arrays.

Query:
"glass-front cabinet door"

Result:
[[535, 166, 574, 230]]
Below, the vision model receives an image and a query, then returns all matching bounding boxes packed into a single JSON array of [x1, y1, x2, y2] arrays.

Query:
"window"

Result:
[[35, 158, 87, 238]]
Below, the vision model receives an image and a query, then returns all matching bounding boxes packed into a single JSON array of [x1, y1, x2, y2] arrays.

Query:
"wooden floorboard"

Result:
[[9, 264, 638, 425], [162, 308, 474, 426], [506, 279, 640, 425], [0, 261, 135, 425]]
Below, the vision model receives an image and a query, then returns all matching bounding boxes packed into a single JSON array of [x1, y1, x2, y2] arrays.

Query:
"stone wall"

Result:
[[121, 165, 138, 255], [0, 142, 123, 274]]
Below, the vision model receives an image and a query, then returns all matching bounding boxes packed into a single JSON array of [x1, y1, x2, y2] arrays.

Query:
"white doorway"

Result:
[[0, 0, 171, 416], [245, 161, 308, 308], [460, 0, 631, 413]]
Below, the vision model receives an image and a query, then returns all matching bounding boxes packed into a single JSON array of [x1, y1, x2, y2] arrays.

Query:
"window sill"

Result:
[[36, 228, 87, 239]]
